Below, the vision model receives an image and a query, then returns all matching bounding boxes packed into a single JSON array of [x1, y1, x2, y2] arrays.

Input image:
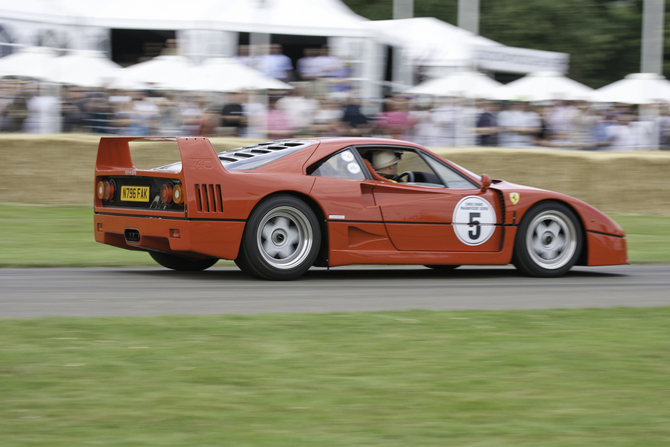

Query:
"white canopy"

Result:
[[1, 0, 372, 37], [51, 50, 123, 87], [0, 46, 58, 79], [494, 71, 593, 101], [589, 73, 670, 104], [405, 71, 502, 98], [116, 55, 195, 90], [198, 0, 372, 37], [369, 17, 502, 68], [178, 58, 292, 92]]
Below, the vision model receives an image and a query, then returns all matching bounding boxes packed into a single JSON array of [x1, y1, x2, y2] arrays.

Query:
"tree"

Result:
[[343, 0, 655, 88]]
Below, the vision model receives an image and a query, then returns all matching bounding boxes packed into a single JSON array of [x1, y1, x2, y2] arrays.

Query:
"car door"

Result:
[[368, 149, 504, 252]]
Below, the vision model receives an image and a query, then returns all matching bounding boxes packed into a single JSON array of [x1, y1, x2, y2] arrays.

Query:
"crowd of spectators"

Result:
[[1, 44, 669, 150]]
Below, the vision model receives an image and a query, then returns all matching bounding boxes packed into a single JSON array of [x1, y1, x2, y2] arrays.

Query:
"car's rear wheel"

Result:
[[149, 251, 218, 271], [236, 195, 321, 280], [512, 202, 582, 277]]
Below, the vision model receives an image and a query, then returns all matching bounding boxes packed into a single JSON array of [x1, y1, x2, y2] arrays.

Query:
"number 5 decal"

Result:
[[453, 196, 496, 246], [468, 212, 481, 240]]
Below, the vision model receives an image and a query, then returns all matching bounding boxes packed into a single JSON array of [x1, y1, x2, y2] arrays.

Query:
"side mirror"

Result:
[[480, 173, 491, 193]]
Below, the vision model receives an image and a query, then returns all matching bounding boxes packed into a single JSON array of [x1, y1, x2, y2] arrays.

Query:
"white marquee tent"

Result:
[[494, 71, 593, 102], [370, 18, 502, 69], [52, 50, 123, 87], [405, 71, 502, 98], [589, 73, 670, 104], [0, 0, 372, 36], [0, 46, 58, 79], [178, 58, 292, 92]]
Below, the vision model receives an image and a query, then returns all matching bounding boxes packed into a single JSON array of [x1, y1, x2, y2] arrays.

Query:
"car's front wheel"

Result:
[[236, 195, 321, 280], [149, 251, 218, 271], [512, 202, 582, 277]]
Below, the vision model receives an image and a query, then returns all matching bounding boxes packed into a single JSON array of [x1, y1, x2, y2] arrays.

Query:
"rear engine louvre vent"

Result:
[[195, 184, 224, 213], [217, 140, 314, 171]]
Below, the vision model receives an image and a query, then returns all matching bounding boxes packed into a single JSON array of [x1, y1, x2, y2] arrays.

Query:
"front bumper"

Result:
[[586, 231, 628, 266]]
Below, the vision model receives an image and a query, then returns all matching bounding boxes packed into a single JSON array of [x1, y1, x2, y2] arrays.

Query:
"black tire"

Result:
[[512, 202, 582, 278], [235, 195, 321, 280], [149, 251, 218, 271], [424, 265, 460, 271]]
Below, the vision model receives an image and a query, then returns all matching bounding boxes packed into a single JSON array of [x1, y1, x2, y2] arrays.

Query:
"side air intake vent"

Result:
[[195, 184, 223, 213]]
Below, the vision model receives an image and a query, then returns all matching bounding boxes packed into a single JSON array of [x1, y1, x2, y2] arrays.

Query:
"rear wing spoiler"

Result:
[[96, 137, 226, 179]]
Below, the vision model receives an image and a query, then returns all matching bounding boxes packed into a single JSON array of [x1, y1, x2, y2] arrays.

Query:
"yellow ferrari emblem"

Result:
[[509, 193, 520, 205]]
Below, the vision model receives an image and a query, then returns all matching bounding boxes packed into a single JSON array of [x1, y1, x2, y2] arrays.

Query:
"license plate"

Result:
[[120, 186, 150, 202]]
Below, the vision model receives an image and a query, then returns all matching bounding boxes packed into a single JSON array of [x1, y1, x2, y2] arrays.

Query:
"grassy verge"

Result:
[[1, 204, 669, 267], [1, 308, 669, 446]]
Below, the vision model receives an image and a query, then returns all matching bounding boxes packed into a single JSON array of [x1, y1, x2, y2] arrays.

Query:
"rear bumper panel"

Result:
[[94, 213, 245, 260]]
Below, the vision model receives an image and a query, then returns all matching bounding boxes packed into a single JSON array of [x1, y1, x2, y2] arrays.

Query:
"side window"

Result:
[[424, 156, 479, 189], [310, 149, 366, 180]]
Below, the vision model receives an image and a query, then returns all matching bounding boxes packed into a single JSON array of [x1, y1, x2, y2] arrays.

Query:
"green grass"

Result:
[[611, 215, 670, 264], [1, 204, 669, 267], [1, 308, 669, 446]]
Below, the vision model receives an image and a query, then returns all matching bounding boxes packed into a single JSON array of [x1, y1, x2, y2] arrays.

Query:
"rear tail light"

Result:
[[172, 184, 184, 204], [104, 181, 115, 201], [97, 179, 115, 201], [97, 181, 105, 200], [160, 183, 173, 204]]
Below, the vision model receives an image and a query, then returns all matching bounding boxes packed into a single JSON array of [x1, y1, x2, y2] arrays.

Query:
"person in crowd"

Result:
[[310, 96, 344, 137], [179, 93, 206, 136], [1, 81, 29, 132], [220, 92, 246, 137], [601, 109, 653, 151], [236, 45, 252, 67], [475, 99, 499, 147], [431, 98, 458, 147], [276, 83, 320, 136], [453, 97, 479, 147], [266, 95, 295, 140], [23, 82, 60, 134], [657, 102, 670, 150], [547, 100, 577, 142], [312, 46, 343, 79], [374, 95, 412, 140], [571, 100, 599, 150], [341, 96, 370, 137], [156, 93, 183, 136], [591, 109, 619, 150], [310, 46, 343, 97], [533, 104, 555, 147], [407, 97, 438, 146], [296, 47, 319, 82], [125, 90, 160, 136], [497, 100, 541, 147], [0, 80, 15, 131], [241, 90, 268, 139], [258, 44, 293, 83], [198, 108, 221, 137]]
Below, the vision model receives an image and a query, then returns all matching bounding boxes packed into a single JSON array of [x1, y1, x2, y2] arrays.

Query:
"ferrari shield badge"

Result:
[[509, 193, 520, 205]]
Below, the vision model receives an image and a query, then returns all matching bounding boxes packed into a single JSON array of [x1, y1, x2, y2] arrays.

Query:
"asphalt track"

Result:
[[1, 265, 669, 318]]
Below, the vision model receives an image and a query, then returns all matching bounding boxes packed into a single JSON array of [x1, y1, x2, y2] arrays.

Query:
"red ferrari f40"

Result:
[[94, 137, 627, 280]]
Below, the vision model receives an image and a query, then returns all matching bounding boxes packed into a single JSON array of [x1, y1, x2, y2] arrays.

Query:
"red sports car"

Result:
[[94, 137, 627, 280]]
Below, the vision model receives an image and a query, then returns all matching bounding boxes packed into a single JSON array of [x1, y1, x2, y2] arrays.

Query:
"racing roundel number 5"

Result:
[[452, 196, 496, 246], [468, 212, 481, 240]]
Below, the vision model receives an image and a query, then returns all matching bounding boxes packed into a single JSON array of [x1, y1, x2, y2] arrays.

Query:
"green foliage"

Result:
[[342, 0, 661, 88]]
